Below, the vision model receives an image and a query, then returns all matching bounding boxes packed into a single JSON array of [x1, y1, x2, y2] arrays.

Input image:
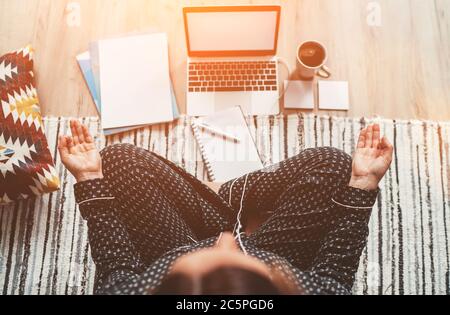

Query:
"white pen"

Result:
[[194, 122, 241, 142]]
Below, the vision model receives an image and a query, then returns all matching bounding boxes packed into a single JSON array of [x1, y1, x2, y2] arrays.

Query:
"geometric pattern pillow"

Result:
[[0, 45, 60, 204]]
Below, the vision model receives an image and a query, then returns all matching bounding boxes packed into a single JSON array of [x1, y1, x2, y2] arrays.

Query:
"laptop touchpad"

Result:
[[214, 92, 252, 113]]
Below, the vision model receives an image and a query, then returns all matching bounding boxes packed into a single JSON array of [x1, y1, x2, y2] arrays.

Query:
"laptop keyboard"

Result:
[[188, 61, 278, 93]]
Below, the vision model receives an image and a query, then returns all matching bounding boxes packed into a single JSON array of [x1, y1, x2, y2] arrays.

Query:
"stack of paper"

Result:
[[77, 33, 179, 136]]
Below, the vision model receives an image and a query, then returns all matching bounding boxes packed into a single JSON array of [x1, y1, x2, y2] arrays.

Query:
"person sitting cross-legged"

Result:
[[58, 121, 393, 295]]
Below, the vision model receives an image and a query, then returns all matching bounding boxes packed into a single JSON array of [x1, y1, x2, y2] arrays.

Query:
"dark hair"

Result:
[[154, 267, 286, 295]]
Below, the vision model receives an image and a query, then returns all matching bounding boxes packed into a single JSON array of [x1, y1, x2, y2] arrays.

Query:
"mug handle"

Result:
[[317, 65, 332, 78]]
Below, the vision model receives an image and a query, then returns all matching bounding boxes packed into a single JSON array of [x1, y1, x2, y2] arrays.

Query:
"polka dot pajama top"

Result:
[[74, 144, 379, 295]]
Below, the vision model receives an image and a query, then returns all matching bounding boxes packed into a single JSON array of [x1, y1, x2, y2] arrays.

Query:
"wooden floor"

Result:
[[0, 0, 449, 121]]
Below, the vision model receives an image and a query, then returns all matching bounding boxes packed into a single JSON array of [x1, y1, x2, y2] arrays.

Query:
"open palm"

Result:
[[350, 124, 394, 191], [58, 120, 103, 182]]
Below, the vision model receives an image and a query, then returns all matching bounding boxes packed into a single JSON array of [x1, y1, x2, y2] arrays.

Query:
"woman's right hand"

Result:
[[58, 120, 103, 183]]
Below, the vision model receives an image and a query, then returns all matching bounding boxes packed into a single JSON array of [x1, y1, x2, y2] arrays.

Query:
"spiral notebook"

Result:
[[192, 106, 263, 182]]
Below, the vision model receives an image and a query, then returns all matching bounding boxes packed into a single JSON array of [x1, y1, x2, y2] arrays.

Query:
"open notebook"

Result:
[[192, 106, 263, 182]]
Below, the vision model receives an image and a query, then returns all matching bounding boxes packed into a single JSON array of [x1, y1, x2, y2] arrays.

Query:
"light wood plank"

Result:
[[0, 0, 449, 120]]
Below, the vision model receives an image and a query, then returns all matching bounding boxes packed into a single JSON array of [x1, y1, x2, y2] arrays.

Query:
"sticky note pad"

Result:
[[318, 81, 350, 111], [284, 80, 315, 109]]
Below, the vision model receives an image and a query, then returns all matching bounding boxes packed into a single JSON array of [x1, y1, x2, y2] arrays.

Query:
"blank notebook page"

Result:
[[192, 107, 263, 182], [95, 33, 174, 129]]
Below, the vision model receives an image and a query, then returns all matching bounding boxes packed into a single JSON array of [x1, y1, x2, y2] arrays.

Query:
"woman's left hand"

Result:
[[349, 124, 394, 191]]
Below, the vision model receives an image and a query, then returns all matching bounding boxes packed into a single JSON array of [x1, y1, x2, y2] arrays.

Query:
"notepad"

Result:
[[318, 80, 350, 111], [284, 80, 315, 109], [192, 106, 263, 182], [91, 33, 174, 129], [77, 52, 101, 113]]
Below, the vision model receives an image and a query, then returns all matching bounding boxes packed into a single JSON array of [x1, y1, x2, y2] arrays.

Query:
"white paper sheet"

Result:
[[93, 33, 174, 129], [284, 80, 315, 109], [318, 81, 350, 111]]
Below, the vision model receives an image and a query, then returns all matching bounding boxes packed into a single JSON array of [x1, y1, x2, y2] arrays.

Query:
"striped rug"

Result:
[[1, 115, 449, 295]]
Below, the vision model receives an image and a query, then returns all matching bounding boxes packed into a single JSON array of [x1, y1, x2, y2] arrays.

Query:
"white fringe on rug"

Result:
[[0, 115, 449, 295]]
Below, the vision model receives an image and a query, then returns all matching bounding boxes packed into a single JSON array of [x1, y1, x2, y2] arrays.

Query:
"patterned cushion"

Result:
[[0, 46, 60, 204]]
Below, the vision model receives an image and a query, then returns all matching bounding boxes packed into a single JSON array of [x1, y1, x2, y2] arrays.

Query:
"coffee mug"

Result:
[[296, 40, 331, 80]]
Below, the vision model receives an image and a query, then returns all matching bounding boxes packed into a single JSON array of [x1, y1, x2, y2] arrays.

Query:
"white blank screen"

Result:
[[187, 11, 278, 54]]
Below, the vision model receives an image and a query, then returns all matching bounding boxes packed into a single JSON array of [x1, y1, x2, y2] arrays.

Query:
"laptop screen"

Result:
[[184, 6, 281, 57]]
